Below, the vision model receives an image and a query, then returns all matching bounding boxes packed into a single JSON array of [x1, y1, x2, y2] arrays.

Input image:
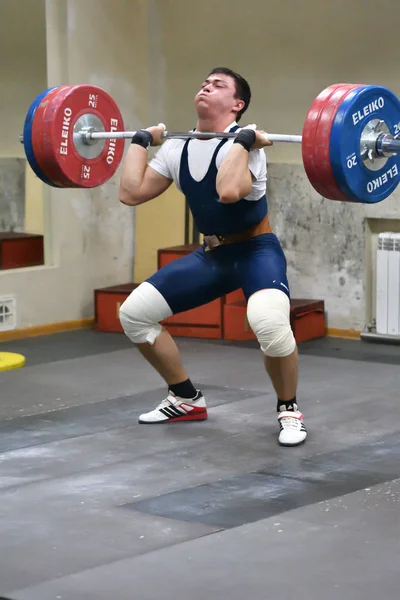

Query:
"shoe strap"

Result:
[[278, 410, 303, 421]]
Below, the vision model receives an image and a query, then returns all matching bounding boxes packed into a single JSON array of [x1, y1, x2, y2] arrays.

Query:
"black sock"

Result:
[[277, 397, 297, 413], [169, 379, 197, 399]]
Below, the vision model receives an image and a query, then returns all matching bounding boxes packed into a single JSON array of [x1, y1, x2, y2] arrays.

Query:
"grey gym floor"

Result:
[[1, 330, 400, 600]]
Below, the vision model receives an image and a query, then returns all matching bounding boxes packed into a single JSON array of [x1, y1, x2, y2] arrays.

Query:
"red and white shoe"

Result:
[[138, 391, 208, 424], [278, 404, 307, 446]]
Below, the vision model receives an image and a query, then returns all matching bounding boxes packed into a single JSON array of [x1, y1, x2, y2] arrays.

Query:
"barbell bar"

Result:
[[20, 82, 400, 202], [85, 130, 303, 143]]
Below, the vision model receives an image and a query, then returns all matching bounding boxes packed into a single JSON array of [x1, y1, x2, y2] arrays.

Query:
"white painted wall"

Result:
[[151, 0, 400, 332], [0, 0, 149, 328], [0, 1, 47, 234], [0, 0, 47, 158], [155, 0, 400, 164], [2, 0, 400, 332]]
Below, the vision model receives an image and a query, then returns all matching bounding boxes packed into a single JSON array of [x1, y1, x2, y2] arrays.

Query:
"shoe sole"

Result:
[[278, 436, 307, 447], [139, 410, 208, 424]]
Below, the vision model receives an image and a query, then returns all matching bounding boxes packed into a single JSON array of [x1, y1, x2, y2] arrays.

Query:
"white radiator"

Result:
[[376, 232, 400, 335]]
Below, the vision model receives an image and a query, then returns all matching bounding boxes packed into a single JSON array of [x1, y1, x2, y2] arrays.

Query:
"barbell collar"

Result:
[[377, 133, 400, 157]]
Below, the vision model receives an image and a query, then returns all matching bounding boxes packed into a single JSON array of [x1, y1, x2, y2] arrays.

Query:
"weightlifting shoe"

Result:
[[277, 403, 307, 446], [138, 390, 208, 424]]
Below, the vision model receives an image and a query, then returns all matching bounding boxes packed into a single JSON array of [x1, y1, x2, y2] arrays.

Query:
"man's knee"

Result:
[[247, 288, 296, 357], [119, 282, 173, 345]]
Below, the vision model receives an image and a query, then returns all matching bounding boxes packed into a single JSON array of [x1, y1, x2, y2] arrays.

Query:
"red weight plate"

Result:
[[302, 83, 356, 201], [39, 85, 125, 188], [31, 86, 72, 187], [302, 84, 362, 201], [302, 84, 349, 198], [314, 84, 366, 201], [33, 86, 82, 187]]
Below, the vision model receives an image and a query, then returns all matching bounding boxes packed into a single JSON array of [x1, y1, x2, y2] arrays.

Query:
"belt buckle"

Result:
[[204, 234, 224, 250]]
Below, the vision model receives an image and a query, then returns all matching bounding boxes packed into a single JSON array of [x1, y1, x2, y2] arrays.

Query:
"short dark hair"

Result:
[[207, 67, 251, 122]]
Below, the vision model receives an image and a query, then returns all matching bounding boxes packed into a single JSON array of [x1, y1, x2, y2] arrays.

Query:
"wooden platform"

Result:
[[0, 232, 44, 270], [94, 244, 326, 342]]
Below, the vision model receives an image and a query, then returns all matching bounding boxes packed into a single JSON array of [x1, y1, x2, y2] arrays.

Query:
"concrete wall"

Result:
[[267, 165, 400, 331], [0, 160, 25, 231]]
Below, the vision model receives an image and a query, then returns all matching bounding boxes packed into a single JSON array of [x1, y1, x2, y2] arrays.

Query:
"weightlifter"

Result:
[[118, 67, 307, 446]]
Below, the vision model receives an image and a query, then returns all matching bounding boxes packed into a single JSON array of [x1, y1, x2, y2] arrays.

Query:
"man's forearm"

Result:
[[216, 144, 253, 203]]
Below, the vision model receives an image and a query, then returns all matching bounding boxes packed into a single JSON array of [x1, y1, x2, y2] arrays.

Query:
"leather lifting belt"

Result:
[[203, 214, 272, 250]]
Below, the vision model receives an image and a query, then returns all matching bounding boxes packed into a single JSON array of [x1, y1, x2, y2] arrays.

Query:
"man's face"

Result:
[[194, 73, 244, 120]]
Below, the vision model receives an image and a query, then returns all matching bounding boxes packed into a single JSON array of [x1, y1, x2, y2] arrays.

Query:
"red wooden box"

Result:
[[223, 301, 255, 341], [290, 298, 326, 343], [157, 243, 201, 268], [223, 299, 325, 343], [94, 283, 138, 332], [0, 232, 44, 270], [225, 289, 246, 305]]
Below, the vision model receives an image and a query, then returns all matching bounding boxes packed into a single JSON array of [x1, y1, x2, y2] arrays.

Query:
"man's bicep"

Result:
[[141, 165, 173, 200]]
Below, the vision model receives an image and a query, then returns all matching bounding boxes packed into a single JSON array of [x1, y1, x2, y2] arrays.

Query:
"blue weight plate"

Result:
[[23, 87, 62, 188], [330, 85, 400, 203]]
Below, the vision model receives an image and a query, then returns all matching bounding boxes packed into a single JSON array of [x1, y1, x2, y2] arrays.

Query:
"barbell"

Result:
[[20, 82, 400, 203]]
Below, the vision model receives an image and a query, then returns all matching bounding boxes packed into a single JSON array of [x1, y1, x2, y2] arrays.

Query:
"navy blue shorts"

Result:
[[146, 233, 290, 315]]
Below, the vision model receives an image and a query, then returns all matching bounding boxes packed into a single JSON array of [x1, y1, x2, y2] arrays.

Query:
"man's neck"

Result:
[[195, 116, 236, 133]]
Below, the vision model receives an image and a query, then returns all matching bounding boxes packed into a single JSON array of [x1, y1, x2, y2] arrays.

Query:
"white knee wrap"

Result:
[[247, 289, 296, 357], [119, 282, 173, 345]]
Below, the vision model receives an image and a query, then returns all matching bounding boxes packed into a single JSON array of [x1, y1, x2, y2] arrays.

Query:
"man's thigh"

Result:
[[237, 234, 290, 300], [146, 247, 234, 314]]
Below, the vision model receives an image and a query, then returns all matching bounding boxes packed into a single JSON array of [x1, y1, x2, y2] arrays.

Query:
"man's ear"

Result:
[[233, 99, 245, 116]]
